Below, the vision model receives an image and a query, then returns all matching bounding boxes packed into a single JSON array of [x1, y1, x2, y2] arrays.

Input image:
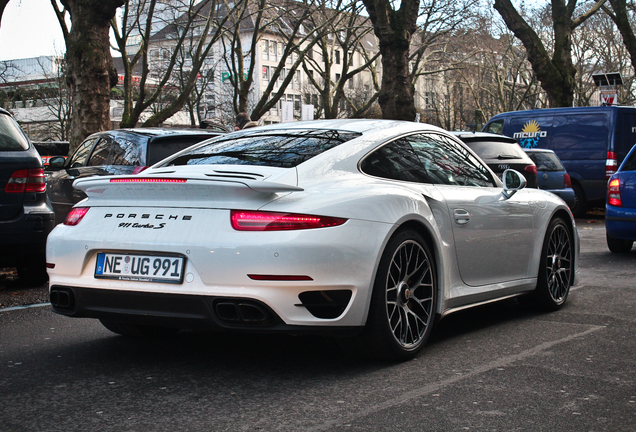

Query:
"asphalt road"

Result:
[[0, 220, 634, 431]]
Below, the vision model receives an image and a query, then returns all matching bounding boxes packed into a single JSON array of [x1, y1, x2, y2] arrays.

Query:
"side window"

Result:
[[68, 138, 97, 168], [86, 138, 111, 167], [360, 138, 429, 183], [408, 134, 495, 187], [484, 120, 503, 135], [110, 137, 141, 166]]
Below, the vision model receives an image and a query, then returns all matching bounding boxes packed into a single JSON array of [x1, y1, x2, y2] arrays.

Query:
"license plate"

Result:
[[95, 253, 185, 284]]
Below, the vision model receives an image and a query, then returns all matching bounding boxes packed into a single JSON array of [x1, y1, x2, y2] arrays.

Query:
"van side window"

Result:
[[484, 120, 503, 135]]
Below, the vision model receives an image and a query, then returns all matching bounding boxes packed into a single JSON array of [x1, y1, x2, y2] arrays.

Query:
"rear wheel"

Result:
[[99, 319, 180, 338], [570, 183, 587, 218], [535, 218, 573, 310], [606, 234, 633, 253], [362, 229, 436, 361]]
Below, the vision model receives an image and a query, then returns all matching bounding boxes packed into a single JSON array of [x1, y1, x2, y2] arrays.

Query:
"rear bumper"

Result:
[[0, 204, 55, 264], [49, 286, 363, 336], [605, 205, 636, 240]]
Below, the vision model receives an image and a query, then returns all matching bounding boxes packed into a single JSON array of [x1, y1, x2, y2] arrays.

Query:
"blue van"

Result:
[[483, 106, 636, 217]]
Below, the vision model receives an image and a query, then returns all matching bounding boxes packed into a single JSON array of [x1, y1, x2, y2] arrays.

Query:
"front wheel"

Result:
[[362, 229, 437, 361], [534, 218, 573, 310], [606, 233, 633, 253]]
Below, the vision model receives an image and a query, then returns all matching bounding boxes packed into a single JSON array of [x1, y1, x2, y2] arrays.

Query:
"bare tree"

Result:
[[111, 0, 229, 127], [453, 16, 542, 125], [301, 1, 380, 119], [493, 0, 606, 108], [361, 0, 420, 120], [36, 56, 72, 140], [220, 0, 337, 121], [602, 0, 636, 88], [52, 0, 124, 153]]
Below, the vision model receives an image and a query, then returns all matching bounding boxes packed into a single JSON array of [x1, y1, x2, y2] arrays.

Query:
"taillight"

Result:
[[608, 178, 622, 207], [4, 168, 46, 193], [64, 207, 89, 226], [524, 165, 538, 175], [231, 210, 347, 231], [110, 177, 186, 183], [563, 173, 571, 188], [606, 151, 618, 179]]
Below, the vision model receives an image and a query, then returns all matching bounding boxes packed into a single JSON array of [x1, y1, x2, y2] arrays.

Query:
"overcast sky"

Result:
[[0, 0, 66, 61]]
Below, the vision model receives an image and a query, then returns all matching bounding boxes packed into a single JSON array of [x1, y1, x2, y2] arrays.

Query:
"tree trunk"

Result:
[[606, 0, 636, 75], [60, 0, 123, 152], [362, 0, 419, 121], [494, 0, 605, 108]]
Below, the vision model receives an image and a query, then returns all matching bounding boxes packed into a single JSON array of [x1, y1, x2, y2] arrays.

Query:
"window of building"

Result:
[[270, 41, 277, 61], [262, 40, 269, 60], [262, 66, 270, 82], [335, 50, 341, 64], [294, 94, 301, 114]]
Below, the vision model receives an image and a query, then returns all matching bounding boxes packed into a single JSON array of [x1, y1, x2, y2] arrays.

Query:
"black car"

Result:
[[0, 108, 55, 284], [452, 131, 538, 188], [46, 128, 223, 225]]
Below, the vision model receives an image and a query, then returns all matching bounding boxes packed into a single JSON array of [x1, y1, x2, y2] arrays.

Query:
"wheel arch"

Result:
[[376, 218, 445, 318]]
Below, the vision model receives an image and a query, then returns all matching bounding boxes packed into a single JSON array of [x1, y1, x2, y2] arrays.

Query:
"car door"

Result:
[[404, 133, 537, 287], [47, 136, 113, 224]]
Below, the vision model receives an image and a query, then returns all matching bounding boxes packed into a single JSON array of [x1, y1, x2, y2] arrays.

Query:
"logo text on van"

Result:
[[514, 120, 547, 148]]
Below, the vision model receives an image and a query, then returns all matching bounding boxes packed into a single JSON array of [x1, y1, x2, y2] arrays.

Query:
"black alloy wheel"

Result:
[[535, 218, 573, 310], [363, 229, 436, 360]]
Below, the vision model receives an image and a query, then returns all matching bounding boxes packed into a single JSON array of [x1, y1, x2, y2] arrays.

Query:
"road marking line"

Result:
[[307, 325, 605, 431], [0, 303, 49, 313]]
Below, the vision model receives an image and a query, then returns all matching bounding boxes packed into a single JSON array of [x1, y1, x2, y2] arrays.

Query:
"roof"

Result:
[[450, 131, 516, 142]]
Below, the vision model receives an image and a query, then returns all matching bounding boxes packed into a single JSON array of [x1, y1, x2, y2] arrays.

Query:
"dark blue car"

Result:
[[605, 143, 636, 253]]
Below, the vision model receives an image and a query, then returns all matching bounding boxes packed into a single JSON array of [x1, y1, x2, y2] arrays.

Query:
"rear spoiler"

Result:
[[73, 175, 304, 195]]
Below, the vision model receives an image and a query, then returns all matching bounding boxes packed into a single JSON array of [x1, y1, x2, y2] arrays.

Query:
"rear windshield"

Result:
[[526, 151, 565, 171], [463, 140, 527, 161], [165, 130, 361, 168], [0, 114, 29, 151], [148, 135, 219, 165], [622, 148, 636, 171]]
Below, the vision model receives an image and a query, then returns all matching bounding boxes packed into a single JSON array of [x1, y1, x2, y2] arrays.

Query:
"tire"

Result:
[[361, 229, 437, 361], [606, 233, 633, 253], [99, 319, 180, 338], [570, 183, 587, 218], [534, 218, 573, 311]]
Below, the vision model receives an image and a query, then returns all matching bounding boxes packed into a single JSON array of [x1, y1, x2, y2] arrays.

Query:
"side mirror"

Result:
[[47, 156, 66, 170], [502, 169, 527, 199]]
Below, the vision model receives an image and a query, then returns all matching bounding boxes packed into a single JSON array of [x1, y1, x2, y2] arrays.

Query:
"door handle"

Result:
[[454, 209, 470, 225]]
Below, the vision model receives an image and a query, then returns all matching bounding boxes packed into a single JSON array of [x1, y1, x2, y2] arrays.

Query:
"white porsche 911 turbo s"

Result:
[[46, 119, 579, 360]]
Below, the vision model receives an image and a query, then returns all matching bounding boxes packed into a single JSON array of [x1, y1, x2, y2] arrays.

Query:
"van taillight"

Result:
[[4, 169, 46, 193], [608, 178, 622, 207], [564, 173, 571, 188], [606, 151, 618, 179]]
